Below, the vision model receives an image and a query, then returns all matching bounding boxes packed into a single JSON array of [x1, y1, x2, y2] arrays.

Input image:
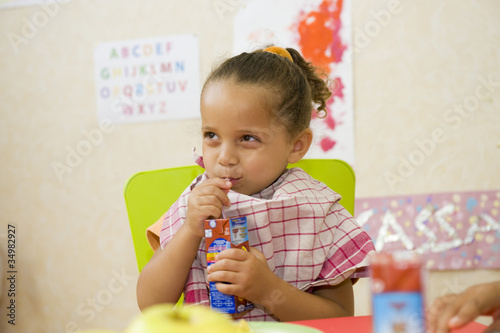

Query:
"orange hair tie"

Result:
[[263, 46, 293, 62]]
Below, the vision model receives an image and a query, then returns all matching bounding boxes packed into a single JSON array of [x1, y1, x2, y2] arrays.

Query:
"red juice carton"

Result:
[[204, 216, 253, 314], [370, 251, 426, 333]]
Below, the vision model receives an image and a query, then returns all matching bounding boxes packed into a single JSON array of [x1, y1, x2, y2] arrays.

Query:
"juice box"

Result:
[[204, 216, 253, 314], [370, 251, 426, 333]]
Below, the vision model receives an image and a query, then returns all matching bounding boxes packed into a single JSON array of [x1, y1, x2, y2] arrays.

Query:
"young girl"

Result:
[[137, 46, 375, 322]]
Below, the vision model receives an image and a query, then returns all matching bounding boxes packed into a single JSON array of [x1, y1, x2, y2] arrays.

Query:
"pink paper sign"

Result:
[[355, 190, 500, 270]]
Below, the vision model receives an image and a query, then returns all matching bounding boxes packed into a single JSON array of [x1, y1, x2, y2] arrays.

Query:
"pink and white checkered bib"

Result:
[[148, 168, 375, 321]]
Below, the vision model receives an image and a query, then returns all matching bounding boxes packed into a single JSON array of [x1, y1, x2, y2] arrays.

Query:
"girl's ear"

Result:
[[288, 128, 313, 164]]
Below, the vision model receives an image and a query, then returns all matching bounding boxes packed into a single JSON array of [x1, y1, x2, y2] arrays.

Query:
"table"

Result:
[[290, 315, 487, 333]]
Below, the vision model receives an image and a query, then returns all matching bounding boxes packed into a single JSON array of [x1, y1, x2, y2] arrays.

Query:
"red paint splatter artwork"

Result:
[[330, 76, 345, 102], [320, 136, 337, 151], [297, 0, 347, 152], [297, 0, 346, 73]]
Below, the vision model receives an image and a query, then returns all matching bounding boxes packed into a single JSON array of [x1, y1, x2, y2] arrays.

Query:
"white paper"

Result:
[[93, 34, 201, 124]]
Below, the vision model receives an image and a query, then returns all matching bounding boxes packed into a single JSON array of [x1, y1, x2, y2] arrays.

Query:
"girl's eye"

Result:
[[242, 135, 258, 142], [204, 132, 218, 140]]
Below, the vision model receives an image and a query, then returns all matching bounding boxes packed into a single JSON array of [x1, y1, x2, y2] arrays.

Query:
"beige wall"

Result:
[[0, 0, 499, 332]]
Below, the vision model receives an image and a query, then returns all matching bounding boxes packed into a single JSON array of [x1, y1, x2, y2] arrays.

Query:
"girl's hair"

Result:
[[202, 47, 332, 138]]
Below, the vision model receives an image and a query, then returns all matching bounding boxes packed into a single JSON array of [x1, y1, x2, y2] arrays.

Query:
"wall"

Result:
[[0, 0, 498, 332]]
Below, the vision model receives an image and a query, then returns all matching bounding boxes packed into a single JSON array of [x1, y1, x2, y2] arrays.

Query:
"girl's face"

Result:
[[200, 81, 295, 196]]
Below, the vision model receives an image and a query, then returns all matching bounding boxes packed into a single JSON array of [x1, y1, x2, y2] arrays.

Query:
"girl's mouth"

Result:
[[221, 177, 241, 187]]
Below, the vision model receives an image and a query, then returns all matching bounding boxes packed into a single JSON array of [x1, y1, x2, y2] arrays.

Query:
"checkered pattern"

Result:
[[147, 168, 375, 321]]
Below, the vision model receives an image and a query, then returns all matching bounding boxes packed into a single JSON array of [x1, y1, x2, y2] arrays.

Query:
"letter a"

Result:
[[6, 32, 29, 53], [51, 161, 72, 182], [214, 0, 234, 20], [384, 171, 404, 190]]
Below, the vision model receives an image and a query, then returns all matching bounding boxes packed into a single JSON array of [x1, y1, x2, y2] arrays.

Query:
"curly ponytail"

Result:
[[287, 48, 332, 117]]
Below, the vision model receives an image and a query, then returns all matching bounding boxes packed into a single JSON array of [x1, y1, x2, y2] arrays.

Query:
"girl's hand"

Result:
[[206, 247, 279, 305], [185, 178, 232, 238]]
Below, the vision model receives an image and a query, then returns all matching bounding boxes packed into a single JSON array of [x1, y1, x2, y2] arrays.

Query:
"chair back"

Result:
[[124, 159, 355, 272]]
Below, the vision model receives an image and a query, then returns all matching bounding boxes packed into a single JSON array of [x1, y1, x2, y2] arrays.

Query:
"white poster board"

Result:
[[93, 34, 200, 124], [234, 0, 354, 164]]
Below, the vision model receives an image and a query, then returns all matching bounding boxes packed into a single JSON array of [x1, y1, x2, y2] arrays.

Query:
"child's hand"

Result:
[[206, 247, 279, 305], [427, 281, 500, 333], [185, 178, 232, 238]]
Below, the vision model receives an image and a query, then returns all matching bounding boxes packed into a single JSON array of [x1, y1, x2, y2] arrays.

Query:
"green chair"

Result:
[[124, 159, 355, 273]]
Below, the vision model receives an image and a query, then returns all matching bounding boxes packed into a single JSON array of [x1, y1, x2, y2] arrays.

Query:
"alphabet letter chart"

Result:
[[93, 34, 200, 124]]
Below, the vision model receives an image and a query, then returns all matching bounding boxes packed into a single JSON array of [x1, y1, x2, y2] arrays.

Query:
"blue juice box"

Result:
[[371, 251, 426, 333], [204, 216, 253, 314]]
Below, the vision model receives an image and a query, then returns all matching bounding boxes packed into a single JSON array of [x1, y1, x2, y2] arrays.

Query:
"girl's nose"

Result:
[[218, 144, 238, 166]]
